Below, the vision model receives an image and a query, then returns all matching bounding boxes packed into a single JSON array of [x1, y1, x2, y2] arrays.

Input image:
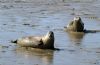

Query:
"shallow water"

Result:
[[0, 0, 100, 65]]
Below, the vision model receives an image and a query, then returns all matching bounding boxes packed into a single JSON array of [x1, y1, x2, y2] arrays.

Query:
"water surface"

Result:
[[0, 0, 100, 65]]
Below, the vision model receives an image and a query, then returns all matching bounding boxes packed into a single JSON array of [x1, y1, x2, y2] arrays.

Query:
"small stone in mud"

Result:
[[46, 26, 50, 28], [10, 5, 14, 8], [34, 64, 39, 65], [68, 50, 75, 52], [93, 62, 97, 64], [80, 48, 83, 49], [96, 52, 100, 53], [71, 13, 75, 15], [30, 12, 34, 14], [0, 45, 9, 49], [15, 1, 24, 3], [3, 24, 7, 25], [31, 25, 39, 27], [1, 50, 6, 53], [63, 3, 70, 6], [23, 23, 30, 26], [53, 29, 63, 31], [3, 5, 9, 9]]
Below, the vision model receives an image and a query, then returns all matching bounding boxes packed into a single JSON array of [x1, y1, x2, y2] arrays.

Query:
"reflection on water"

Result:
[[14, 47, 54, 65], [67, 32, 85, 44]]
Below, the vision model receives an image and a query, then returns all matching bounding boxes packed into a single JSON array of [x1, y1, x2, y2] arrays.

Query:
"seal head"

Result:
[[42, 31, 54, 49], [66, 17, 84, 32]]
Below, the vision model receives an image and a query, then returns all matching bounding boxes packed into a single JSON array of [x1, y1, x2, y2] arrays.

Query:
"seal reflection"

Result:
[[67, 32, 85, 44], [14, 47, 54, 65]]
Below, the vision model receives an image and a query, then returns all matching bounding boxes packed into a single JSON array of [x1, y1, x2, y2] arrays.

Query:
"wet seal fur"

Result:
[[64, 17, 100, 33], [11, 31, 56, 50], [65, 17, 84, 32]]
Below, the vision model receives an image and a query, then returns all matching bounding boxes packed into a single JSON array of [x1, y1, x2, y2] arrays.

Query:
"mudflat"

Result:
[[0, 0, 100, 65]]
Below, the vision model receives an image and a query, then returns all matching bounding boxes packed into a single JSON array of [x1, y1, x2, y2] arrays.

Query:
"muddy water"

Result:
[[0, 0, 100, 65]]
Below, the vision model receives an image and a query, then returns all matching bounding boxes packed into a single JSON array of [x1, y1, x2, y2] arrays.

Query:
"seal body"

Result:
[[66, 17, 84, 32], [14, 31, 54, 49]]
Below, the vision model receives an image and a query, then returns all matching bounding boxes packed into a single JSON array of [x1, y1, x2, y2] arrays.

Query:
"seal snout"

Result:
[[74, 17, 81, 21], [48, 31, 54, 38]]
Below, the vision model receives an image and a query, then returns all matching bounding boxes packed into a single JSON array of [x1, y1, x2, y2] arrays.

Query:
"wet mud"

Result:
[[0, 0, 100, 65]]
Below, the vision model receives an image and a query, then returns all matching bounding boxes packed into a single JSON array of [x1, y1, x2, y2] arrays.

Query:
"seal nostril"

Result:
[[50, 34, 53, 37], [51, 32, 53, 35], [49, 31, 53, 34]]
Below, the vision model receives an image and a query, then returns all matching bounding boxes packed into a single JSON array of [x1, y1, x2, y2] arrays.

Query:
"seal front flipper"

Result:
[[38, 39, 44, 46], [11, 40, 17, 43]]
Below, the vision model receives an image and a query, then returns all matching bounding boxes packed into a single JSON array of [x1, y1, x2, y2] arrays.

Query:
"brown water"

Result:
[[0, 0, 100, 65]]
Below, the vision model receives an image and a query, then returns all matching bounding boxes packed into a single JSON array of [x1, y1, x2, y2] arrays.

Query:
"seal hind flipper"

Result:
[[84, 29, 100, 33], [11, 40, 17, 43]]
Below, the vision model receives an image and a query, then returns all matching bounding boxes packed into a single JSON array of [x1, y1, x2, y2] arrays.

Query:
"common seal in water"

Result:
[[12, 31, 54, 49], [65, 17, 84, 32], [64, 17, 100, 33]]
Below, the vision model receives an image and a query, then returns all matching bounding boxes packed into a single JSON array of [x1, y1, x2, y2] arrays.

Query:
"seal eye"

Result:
[[49, 31, 53, 34], [48, 31, 54, 38]]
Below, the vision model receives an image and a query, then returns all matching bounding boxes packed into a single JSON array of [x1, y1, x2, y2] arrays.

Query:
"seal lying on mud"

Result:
[[65, 17, 84, 32], [12, 31, 55, 49]]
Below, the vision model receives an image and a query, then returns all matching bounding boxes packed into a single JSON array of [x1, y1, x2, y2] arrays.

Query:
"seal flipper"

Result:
[[11, 40, 17, 43], [38, 39, 43, 46]]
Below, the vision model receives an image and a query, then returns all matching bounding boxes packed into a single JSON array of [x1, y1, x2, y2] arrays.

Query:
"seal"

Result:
[[64, 17, 100, 33], [12, 31, 55, 49], [65, 17, 84, 32]]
